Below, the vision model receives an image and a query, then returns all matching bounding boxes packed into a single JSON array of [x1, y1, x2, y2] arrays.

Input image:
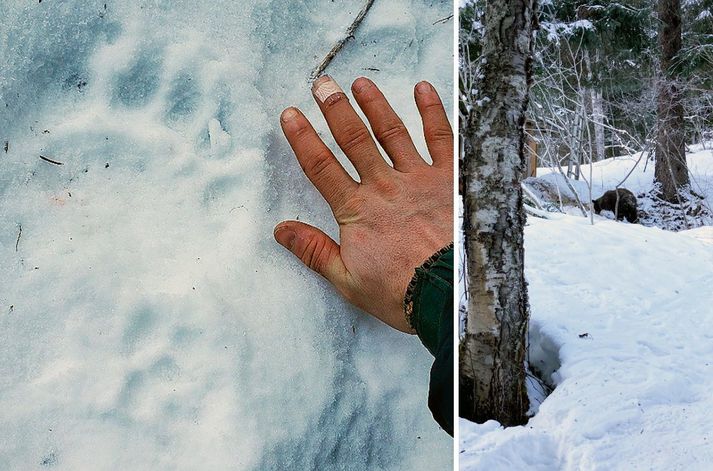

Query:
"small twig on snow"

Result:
[[15, 224, 22, 252], [309, 0, 376, 81], [40, 155, 64, 166], [432, 14, 453, 25]]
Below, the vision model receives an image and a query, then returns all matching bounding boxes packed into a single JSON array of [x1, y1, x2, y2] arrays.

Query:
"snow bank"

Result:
[[528, 146, 713, 229], [535, 145, 713, 203], [460, 214, 713, 470], [0, 1, 453, 469]]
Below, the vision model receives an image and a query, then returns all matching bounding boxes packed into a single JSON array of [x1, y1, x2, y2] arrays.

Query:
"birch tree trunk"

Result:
[[583, 49, 606, 164], [460, 0, 537, 426], [592, 89, 606, 162], [655, 0, 689, 202]]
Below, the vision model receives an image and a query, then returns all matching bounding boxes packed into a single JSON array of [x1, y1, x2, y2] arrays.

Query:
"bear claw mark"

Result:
[[114, 51, 163, 107], [164, 71, 201, 124]]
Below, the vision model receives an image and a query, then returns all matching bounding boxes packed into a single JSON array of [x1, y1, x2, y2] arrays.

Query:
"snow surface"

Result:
[[0, 1, 454, 470], [535, 144, 713, 206], [526, 145, 713, 230], [460, 151, 713, 470]]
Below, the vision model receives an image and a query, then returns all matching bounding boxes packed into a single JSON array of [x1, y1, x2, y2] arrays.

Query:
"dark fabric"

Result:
[[407, 245, 454, 436]]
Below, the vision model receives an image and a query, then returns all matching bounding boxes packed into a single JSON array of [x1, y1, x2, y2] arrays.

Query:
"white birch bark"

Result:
[[460, 0, 537, 426], [592, 89, 606, 162]]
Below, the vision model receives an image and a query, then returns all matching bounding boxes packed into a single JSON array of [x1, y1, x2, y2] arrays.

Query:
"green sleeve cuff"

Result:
[[404, 244, 454, 356], [403, 243, 454, 436]]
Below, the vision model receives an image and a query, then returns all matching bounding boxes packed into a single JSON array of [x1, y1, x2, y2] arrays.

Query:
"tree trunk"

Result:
[[567, 98, 583, 179], [592, 89, 606, 162], [585, 50, 606, 163], [460, 0, 536, 426], [655, 0, 689, 202]]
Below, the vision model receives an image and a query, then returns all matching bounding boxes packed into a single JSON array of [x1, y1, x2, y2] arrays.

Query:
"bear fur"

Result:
[[592, 188, 638, 223]]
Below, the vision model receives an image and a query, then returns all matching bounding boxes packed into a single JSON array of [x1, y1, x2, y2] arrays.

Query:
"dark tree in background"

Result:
[[655, 0, 690, 202], [460, 0, 538, 426]]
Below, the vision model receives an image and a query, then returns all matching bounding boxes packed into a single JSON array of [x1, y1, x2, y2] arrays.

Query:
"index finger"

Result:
[[280, 107, 358, 211]]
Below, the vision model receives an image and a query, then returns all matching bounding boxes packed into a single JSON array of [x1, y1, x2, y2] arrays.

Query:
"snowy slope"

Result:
[[585, 145, 713, 201], [0, 1, 454, 470], [531, 145, 713, 225], [460, 211, 713, 470]]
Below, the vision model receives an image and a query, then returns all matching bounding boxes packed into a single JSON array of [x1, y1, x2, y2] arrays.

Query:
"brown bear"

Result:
[[592, 188, 638, 223]]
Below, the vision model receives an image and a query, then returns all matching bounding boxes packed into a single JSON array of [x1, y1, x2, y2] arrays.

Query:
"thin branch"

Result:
[[309, 0, 376, 81], [39, 155, 64, 166], [615, 134, 655, 189], [433, 14, 453, 25], [15, 224, 22, 252]]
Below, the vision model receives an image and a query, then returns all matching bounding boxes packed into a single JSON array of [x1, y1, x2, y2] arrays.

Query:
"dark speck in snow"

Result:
[[40, 452, 57, 466]]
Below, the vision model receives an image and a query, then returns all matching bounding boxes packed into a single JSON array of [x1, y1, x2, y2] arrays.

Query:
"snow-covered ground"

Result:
[[528, 145, 713, 229], [0, 1, 454, 470], [460, 148, 713, 470]]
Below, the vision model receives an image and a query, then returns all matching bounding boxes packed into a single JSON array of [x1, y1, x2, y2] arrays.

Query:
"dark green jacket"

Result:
[[405, 244, 454, 436]]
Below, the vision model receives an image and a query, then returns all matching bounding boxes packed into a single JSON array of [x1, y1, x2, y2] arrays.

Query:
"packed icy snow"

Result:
[[0, 1, 454, 469], [460, 146, 713, 470]]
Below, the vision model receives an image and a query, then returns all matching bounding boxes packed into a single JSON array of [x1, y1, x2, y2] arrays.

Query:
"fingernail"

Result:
[[281, 107, 299, 123], [351, 77, 372, 95], [312, 75, 344, 103], [274, 226, 296, 250], [416, 81, 433, 95]]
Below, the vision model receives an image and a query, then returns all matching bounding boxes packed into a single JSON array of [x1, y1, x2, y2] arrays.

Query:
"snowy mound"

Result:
[[460, 214, 713, 470], [0, 1, 453, 469], [528, 146, 713, 229]]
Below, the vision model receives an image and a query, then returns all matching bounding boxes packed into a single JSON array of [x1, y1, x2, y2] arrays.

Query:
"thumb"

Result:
[[274, 220, 349, 288]]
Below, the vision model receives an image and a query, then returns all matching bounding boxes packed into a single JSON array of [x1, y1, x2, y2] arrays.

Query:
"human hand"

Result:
[[274, 76, 453, 333]]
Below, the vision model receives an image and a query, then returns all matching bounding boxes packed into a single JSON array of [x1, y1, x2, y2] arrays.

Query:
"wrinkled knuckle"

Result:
[[376, 122, 409, 144], [303, 150, 334, 180], [426, 126, 453, 143], [423, 100, 444, 112], [339, 126, 372, 154], [301, 237, 330, 274]]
